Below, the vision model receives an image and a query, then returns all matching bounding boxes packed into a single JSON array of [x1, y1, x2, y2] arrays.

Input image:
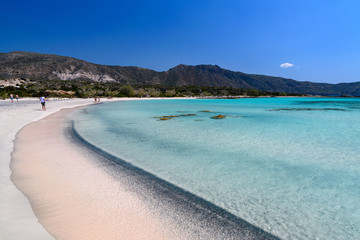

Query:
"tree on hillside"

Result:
[[118, 85, 135, 97]]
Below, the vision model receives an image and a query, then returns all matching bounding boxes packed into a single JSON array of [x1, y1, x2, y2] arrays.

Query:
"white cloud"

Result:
[[280, 63, 294, 68]]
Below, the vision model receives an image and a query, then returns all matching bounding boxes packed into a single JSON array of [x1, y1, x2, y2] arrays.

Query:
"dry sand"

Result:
[[0, 97, 145, 239]]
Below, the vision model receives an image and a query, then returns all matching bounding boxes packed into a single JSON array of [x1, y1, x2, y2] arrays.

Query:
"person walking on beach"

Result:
[[40, 96, 46, 111], [16, 95, 19, 102], [10, 94, 14, 103]]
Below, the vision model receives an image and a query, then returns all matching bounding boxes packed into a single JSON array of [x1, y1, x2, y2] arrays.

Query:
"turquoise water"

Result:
[[70, 98, 360, 239]]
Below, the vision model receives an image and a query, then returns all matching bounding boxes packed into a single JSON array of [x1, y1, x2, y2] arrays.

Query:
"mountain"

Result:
[[1, 51, 359, 95], [0, 51, 158, 84]]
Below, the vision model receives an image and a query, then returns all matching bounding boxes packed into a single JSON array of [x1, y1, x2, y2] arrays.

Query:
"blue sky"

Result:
[[1, 0, 359, 83]]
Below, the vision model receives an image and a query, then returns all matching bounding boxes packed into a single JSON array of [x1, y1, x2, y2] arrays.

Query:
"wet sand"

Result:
[[10, 104, 279, 239]]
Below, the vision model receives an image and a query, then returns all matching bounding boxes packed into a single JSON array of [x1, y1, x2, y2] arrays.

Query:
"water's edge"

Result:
[[69, 120, 280, 239]]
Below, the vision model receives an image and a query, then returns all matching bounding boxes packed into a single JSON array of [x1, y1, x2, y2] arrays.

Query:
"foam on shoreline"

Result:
[[10, 105, 279, 239]]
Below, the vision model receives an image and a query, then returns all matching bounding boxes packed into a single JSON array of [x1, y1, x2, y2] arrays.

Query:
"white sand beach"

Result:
[[0, 98, 129, 239]]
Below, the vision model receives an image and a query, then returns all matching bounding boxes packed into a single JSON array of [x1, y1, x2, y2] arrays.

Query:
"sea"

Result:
[[69, 97, 360, 240]]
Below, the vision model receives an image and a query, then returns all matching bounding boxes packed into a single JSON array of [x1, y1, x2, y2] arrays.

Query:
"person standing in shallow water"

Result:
[[40, 96, 46, 111], [10, 94, 14, 103]]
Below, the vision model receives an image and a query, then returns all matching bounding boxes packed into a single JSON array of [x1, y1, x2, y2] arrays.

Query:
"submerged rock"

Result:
[[211, 115, 226, 119], [154, 113, 197, 120]]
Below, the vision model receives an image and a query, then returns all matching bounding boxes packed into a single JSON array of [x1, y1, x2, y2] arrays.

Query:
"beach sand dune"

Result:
[[10, 104, 278, 240]]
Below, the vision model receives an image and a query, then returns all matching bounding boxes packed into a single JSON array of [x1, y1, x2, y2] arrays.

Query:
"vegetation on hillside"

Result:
[[2, 52, 360, 96], [0, 79, 305, 99]]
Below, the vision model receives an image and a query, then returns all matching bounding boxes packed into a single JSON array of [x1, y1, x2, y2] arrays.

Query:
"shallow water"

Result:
[[69, 98, 360, 240]]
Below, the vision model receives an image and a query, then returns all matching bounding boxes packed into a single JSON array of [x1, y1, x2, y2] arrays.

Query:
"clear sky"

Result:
[[1, 0, 359, 83]]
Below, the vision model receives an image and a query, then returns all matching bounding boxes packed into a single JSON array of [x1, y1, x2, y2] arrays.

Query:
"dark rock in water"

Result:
[[211, 115, 226, 119], [154, 113, 197, 120], [199, 110, 213, 113]]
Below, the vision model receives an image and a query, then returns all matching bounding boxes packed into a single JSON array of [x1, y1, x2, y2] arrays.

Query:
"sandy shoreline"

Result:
[[0, 97, 150, 239], [0, 98, 95, 239], [11, 108, 181, 239]]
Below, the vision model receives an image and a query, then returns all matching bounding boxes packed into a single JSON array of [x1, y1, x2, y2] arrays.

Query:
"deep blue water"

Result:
[[69, 98, 360, 239]]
